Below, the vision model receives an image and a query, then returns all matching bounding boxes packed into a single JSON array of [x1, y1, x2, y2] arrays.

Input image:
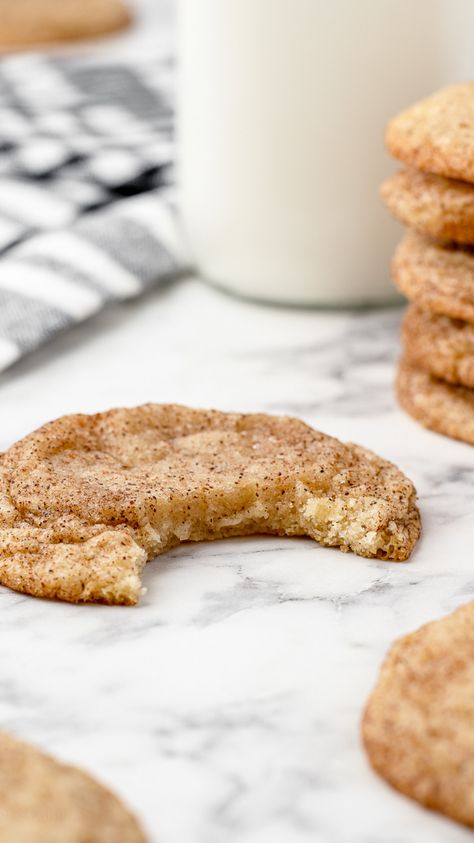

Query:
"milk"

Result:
[[178, 0, 446, 306]]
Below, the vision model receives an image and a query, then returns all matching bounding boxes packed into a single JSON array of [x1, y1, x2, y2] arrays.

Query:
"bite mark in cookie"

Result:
[[0, 404, 421, 605]]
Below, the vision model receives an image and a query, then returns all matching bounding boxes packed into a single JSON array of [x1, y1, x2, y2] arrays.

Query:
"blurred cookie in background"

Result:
[[0, 0, 131, 50]]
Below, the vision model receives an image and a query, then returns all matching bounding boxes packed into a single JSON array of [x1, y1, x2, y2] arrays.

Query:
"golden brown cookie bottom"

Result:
[[402, 304, 474, 389], [397, 358, 474, 445], [0, 0, 131, 50], [363, 601, 474, 829]]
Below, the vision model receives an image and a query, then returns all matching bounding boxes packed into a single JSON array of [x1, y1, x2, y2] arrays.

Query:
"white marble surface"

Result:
[[1, 276, 474, 843], [2, 2, 474, 839]]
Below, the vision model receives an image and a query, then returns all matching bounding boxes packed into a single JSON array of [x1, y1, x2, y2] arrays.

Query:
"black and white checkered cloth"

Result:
[[0, 52, 187, 371]]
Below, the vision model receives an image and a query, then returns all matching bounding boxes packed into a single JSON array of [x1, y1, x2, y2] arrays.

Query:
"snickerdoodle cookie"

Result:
[[0, 731, 146, 842], [363, 601, 474, 828], [0, 0, 131, 50], [0, 404, 420, 605], [386, 83, 474, 184], [402, 304, 474, 389], [397, 358, 474, 445], [382, 168, 474, 245], [392, 231, 474, 323]]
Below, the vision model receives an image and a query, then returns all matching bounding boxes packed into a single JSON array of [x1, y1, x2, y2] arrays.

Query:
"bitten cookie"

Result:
[[382, 168, 474, 245], [0, 404, 421, 605], [0, 731, 146, 842], [363, 601, 474, 828], [397, 358, 474, 445], [386, 83, 474, 183], [402, 304, 474, 389], [0, 0, 131, 49], [392, 230, 474, 323]]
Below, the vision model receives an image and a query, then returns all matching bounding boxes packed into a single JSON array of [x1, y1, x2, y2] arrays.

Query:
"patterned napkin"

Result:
[[0, 52, 187, 372]]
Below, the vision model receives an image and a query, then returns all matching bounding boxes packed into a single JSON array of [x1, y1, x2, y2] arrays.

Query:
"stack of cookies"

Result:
[[382, 83, 474, 446]]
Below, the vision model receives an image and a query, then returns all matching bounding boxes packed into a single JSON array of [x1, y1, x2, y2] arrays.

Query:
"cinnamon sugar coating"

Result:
[[386, 83, 474, 183], [382, 168, 474, 245], [402, 304, 474, 389], [392, 231, 474, 323], [397, 359, 474, 446], [0, 404, 420, 605], [363, 601, 474, 828], [0, 731, 146, 842]]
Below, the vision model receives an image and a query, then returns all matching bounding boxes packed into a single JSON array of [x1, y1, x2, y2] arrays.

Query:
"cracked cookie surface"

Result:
[[0, 404, 421, 605], [386, 83, 474, 183]]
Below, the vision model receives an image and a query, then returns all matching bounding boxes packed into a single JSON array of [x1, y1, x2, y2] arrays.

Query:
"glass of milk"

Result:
[[177, 0, 445, 306]]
